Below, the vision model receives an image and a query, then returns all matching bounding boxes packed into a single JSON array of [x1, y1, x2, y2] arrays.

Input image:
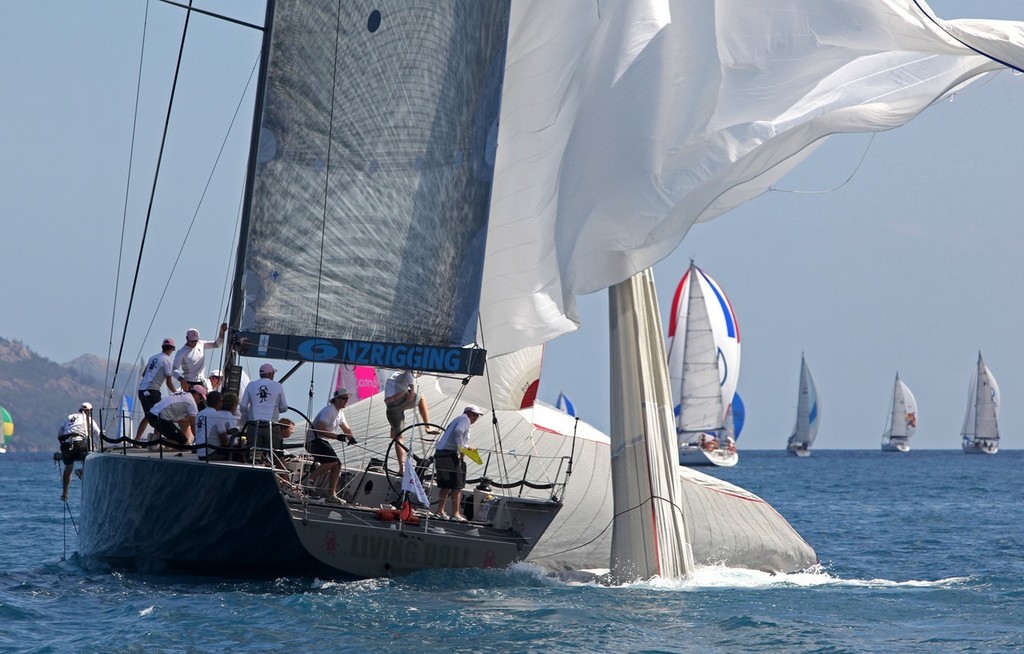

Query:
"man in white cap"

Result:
[[172, 323, 227, 390], [58, 402, 100, 501], [433, 404, 484, 521], [306, 388, 358, 503], [240, 363, 288, 454], [135, 337, 178, 442], [207, 369, 223, 392]]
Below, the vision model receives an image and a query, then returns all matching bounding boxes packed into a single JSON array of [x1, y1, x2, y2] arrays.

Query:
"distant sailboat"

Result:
[[881, 373, 917, 453], [786, 355, 820, 457], [961, 352, 1000, 455], [555, 392, 576, 417], [726, 392, 745, 440], [666, 262, 740, 467], [0, 406, 12, 453]]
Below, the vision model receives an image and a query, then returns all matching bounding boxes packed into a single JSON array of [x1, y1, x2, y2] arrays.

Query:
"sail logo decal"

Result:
[[298, 339, 338, 361], [240, 332, 485, 375], [340, 342, 465, 372]]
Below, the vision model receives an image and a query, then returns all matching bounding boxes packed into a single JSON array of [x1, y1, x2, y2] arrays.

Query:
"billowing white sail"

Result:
[[962, 352, 1000, 454], [482, 1, 1024, 357], [882, 373, 917, 452], [787, 355, 820, 456], [436, 346, 543, 413]]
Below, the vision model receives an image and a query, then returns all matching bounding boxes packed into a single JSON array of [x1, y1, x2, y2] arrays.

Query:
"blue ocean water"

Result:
[[1, 450, 1021, 653]]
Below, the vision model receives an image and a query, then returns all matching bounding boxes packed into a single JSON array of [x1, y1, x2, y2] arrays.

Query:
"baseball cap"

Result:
[[259, 363, 276, 375], [185, 328, 200, 342], [189, 385, 207, 400], [464, 404, 485, 416], [332, 388, 350, 400], [209, 369, 222, 378], [80, 402, 93, 411], [162, 337, 176, 348]]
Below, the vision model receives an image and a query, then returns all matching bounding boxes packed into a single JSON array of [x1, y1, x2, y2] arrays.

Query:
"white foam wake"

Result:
[[547, 562, 970, 590]]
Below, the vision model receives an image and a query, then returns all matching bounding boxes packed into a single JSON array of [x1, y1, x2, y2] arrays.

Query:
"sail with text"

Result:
[[230, 2, 511, 378]]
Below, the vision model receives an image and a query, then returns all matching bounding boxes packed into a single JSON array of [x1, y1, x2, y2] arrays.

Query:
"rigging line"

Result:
[[474, 317, 512, 486], [213, 189, 245, 376], [111, 0, 196, 398], [127, 52, 262, 386], [105, 0, 152, 403], [307, 0, 346, 404], [536, 493, 683, 560], [215, 61, 259, 377], [768, 133, 876, 195]]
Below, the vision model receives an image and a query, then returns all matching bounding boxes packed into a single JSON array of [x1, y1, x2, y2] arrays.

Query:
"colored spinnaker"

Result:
[[0, 406, 13, 451]]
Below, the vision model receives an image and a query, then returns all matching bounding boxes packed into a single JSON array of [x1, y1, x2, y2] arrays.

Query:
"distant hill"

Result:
[[0, 338, 119, 453]]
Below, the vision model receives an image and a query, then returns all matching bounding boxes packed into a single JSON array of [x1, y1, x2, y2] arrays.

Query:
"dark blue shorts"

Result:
[[434, 451, 465, 490], [307, 436, 340, 464]]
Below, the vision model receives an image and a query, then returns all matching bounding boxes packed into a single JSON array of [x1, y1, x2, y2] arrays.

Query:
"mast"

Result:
[[225, 0, 276, 393]]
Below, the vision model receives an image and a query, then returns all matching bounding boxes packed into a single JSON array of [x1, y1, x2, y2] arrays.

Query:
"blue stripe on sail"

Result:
[[732, 393, 745, 438], [717, 347, 729, 388], [699, 269, 736, 338], [808, 402, 818, 425]]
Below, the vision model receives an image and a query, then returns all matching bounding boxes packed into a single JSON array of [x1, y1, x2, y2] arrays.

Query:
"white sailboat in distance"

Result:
[[961, 352, 1000, 455], [881, 373, 917, 453], [786, 354, 820, 457], [667, 262, 739, 467]]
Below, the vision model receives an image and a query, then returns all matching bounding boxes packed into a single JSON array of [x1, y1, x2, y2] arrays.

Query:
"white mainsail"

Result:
[[962, 352, 1000, 454], [787, 355, 820, 456], [674, 267, 725, 438], [882, 373, 917, 452]]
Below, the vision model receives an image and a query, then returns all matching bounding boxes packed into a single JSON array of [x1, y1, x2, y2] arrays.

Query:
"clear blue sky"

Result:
[[2, 1, 1022, 449]]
